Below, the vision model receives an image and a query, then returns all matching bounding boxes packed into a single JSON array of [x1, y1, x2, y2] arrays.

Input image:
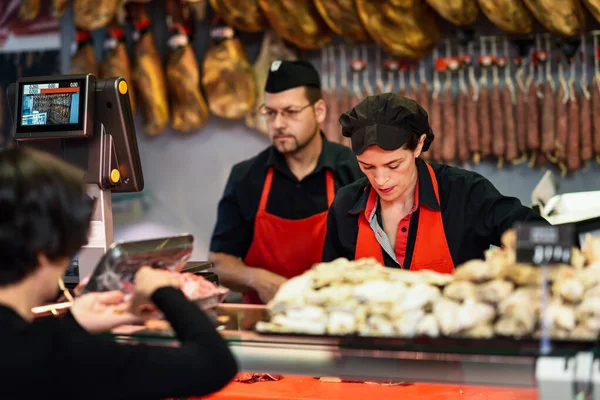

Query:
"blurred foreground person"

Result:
[[0, 147, 237, 399]]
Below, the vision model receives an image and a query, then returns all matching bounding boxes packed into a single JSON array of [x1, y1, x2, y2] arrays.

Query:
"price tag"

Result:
[[515, 223, 575, 266]]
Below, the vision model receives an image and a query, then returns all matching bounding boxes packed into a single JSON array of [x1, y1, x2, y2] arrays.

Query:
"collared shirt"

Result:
[[210, 135, 364, 259], [367, 181, 420, 266], [322, 158, 549, 268]]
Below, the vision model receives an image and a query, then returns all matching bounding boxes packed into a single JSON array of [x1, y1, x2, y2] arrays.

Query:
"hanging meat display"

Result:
[[361, 45, 373, 98], [73, 0, 121, 31], [408, 64, 418, 100], [246, 30, 296, 135], [69, 30, 98, 76], [313, 0, 370, 43], [202, 24, 257, 120], [555, 54, 570, 174], [320, 47, 332, 139], [522, 0, 585, 37], [129, 2, 170, 136], [165, 0, 209, 133], [582, 0, 600, 23], [441, 42, 456, 164], [355, 0, 439, 60], [100, 22, 136, 116], [478, 39, 492, 160], [398, 59, 406, 97], [501, 39, 518, 165], [430, 48, 442, 162], [467, 43, 480, 164], [490, 38, 505, 168], [418, 58, 431, 162], [524, 42, 540, 167], [580, 34, 593, 166], [567, 57, 581, 173], [540, 37, 556, 163], [209, 0, 266, 32], [375, 47, 384, 95], [325, 46, 340, 142], [50, 0, 69, 18], [19, 0, 41, 21], [338, 44, 351, 142], [258, 0, 333, 50], [457, 51, 469, 164], [425, 0, 479, 26], [530, 35, 545, 167], [476, 0, 533, 34]]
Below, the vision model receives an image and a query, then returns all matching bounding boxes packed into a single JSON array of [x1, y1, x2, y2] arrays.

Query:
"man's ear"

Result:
[[313, 98, 327, 125]]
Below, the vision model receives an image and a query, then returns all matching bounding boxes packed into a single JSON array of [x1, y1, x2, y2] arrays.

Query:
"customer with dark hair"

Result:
[[0, 147, 238, 399]]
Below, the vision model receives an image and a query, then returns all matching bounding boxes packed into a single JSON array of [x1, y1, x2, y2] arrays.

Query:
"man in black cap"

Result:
[[322, 93, 547, 271], [209, 60, 363, 304]]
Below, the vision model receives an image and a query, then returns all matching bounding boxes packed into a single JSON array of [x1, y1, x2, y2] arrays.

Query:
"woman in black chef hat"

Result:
[[322, 93, 547, 272]]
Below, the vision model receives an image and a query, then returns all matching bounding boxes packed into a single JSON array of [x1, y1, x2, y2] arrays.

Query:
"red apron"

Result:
[[355, 163, 454, 274], [242, 167, 335, 304]]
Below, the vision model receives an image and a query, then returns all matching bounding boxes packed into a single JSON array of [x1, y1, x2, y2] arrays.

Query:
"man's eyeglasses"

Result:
[[258, 103, 314, 121]]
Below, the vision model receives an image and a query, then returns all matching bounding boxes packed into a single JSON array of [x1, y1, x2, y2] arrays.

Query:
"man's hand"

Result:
[[248, 269, 287, 304], [70, 291, 143, 334]]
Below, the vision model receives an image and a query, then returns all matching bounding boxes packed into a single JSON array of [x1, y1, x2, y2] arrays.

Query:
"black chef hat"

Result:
[[264, 60, 321, 94], [339, 93, 434, 155]]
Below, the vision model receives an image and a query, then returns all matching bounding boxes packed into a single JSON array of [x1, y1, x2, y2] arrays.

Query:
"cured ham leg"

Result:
[[129, 3, 169, 136], [70, 30, 98, 76], [100, 21, 136, 116], [165, 0, 209, 133]]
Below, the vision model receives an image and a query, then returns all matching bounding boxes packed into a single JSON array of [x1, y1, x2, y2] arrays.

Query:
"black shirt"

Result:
[[210, 135, 364, 258], [322, 158, 548, 268], [0, 288, 238, 400]]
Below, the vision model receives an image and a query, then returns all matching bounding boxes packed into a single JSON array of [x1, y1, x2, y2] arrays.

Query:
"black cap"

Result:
[[264, 60, 321, 94], [339, 93, 434, 155]]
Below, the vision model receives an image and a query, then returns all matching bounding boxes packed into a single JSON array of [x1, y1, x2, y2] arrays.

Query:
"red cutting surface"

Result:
[[196, 375, 539, 400]]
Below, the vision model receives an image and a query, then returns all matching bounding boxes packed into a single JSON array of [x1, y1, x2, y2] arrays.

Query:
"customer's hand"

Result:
[[128, 266, 181, 315], [70, 291, 143, 334]]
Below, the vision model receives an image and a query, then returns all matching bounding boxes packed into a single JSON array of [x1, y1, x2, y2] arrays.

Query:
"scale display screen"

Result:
[[14, 75, 92, 139], [21, 82, 81, 126]]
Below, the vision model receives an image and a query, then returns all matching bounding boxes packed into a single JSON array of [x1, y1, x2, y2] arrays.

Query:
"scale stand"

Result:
[[71, 184, 114, 283]]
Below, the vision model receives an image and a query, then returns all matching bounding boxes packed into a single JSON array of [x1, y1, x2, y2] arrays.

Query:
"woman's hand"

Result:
[[127, 266, 181, 315], [70, 291, 143, 334]]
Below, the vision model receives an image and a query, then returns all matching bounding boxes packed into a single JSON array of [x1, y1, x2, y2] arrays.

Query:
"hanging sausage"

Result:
[[418, 57, 432, 162], [501, 38, 518, 165], [430, 48, 443, 162], [490, 37, 505, 168], [441, 40, 456, 163], [580, 34, 593, 166], [467, 42, 480, 164], [478, 38, 492, 160]]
